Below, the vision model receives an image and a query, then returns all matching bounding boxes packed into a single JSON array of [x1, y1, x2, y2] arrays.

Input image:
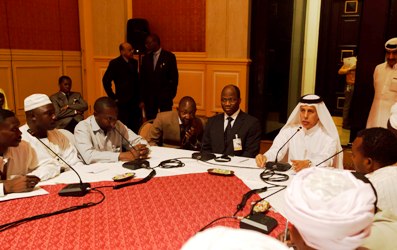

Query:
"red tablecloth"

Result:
[[0, 173, 286, 249]]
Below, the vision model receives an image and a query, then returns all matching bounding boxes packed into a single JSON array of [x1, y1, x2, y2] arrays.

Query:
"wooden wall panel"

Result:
[[174, 63, 206, 115], [0, 49, 82, 122], [90, 54, 249, 118]]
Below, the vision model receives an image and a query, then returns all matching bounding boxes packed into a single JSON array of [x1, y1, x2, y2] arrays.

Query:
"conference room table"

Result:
[[0, 147, 292, 249]]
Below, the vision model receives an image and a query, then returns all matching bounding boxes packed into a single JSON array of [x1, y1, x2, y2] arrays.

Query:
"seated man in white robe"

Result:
[[256, 94, 343, 171], [283, 167, 377, 250], [0, 109, 40, 196], [74, 97, 149, 164], [20, 94, 83, 180]]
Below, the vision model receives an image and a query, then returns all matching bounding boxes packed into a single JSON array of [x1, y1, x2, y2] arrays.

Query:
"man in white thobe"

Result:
[[20, 94, 83, 181], [367, 37, 397, 128], [256, 94, 343, 171], [284, 167, 376, 250]]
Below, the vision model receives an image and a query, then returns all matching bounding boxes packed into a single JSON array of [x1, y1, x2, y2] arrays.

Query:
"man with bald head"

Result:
[[202, 85, 261, 157], [74, 97, 149, 164], [20, 94, 82, 180], [103, 42, 141, 132], [147, 96, 204, 150]]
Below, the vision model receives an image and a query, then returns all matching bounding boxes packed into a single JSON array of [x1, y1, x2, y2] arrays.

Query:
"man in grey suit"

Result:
[[202, 85, 261, 158], [50, 76, 88, 133]]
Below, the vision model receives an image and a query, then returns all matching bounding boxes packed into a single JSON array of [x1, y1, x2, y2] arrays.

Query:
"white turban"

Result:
[[281, 94, 343, 168], [389, 103, 397, 129], [284, 168, 376, 250], [24, 94, 52, 111], [181, 226, 289, 250]]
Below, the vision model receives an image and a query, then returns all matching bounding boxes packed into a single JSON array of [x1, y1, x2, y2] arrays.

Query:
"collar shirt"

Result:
[[74, 115, 148, 164], [367, 62, 397, 128], [367, 166, 397, 214], [264, 123, 337, 167], [223, 109, 240, 131], [0, 141, 39, 196], [20, 124, 82, 181]]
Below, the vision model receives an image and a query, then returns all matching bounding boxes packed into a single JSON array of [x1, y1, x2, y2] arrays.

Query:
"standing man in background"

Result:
[[338, 56, 356, 129], [140, 34, 178, 120], [103, 42, 141, 133], [367, 37, 397, 128], [50, 76, 88, 133]]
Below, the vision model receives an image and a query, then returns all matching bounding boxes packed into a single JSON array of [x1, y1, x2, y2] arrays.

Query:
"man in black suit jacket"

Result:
[[102, 42, 141, 132], [140, 34, 179, 120], [202, 85, 261, 158]]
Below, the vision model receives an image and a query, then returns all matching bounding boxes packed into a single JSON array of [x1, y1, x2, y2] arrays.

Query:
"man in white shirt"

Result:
[[20, 94, 82, 181], [0, 109, 40, 196], [351, 127, 397, 214], [367, 37, 397, 128], [256, 94, 343, 171], [74, 97, 149, 164], [283, 167, 376, 250]]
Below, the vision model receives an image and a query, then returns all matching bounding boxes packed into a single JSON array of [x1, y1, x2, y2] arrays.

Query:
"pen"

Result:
[[283, 220, 289, 242], [239, 158, 249, 163]]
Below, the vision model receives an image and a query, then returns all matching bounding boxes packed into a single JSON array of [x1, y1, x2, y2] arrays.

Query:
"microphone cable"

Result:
[[0, 187, 105, 232]]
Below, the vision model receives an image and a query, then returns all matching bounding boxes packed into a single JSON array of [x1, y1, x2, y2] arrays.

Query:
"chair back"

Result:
[[139, 119, 154, 141]]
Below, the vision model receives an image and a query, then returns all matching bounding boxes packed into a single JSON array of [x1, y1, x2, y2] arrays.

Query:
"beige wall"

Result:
[[0, 49, 82, 123], [80, 0, 251, 117]]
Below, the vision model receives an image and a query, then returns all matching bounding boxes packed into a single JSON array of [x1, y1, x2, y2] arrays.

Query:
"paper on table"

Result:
[[79, 164, 108, 174], [0, 186, 48, 202]]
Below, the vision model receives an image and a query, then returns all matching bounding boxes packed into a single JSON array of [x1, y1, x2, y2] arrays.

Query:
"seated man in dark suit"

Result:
[[147, 96, 204, 150], [202, 85, 261, 157], [50, 76, 88, 133]]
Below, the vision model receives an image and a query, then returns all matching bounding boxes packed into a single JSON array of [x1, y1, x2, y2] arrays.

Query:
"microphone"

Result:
[[315, 148, 345, 167], [27, 129, 90, 197], [114, 127, 150, 170], [265, 126, 302, 171]]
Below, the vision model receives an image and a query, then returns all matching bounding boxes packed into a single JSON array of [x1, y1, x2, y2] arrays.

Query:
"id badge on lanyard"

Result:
[[233, 134, 242, 151]]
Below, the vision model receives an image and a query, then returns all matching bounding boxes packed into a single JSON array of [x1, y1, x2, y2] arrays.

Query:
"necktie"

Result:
[[224, 117, 233, 153]]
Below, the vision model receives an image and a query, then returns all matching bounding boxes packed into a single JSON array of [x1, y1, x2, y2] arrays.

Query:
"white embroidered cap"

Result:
[[24, 94, 52, 111]]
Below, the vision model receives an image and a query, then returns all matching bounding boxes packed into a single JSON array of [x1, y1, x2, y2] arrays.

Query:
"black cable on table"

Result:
[[0, 188, 105, 232]]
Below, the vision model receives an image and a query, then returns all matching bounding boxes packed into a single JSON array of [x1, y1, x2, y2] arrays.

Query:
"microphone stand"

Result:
[[265, 126, 302, 171], [28, 129, 90, 197], [315, 148, 345, 167]]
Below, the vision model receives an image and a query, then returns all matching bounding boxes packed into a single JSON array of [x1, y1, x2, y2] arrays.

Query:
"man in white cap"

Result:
[[20, 94, 82, 180], [256, 94, 343, 171], [367, 37, 397, 128], [283, 167, 376, 250]]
